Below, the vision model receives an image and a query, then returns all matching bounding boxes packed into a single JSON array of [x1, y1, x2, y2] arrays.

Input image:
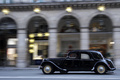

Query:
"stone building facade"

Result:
[[0, 0, 120, 68]]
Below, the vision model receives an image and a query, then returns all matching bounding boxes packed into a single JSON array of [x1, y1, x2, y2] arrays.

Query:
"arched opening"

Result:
[[89, 15, 112, 32], [27, 16, 49, 65], [58, 16, 80, 33], [89, 15, 113, 59], [57, 16, 80, 57], [0, 17, 17, 66]]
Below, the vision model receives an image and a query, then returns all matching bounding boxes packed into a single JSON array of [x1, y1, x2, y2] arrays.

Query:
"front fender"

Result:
[[91, 60, 110, 71], [41, 61, 67, 72]]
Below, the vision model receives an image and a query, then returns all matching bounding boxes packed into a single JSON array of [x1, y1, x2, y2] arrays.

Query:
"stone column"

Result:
[[16, 29, 28, 68], [80, 27, 89, 50], [113, 27, 120, 68], [49, 28, 57, 58]]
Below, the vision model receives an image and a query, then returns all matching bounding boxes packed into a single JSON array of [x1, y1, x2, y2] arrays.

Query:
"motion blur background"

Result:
[[0, 0, 120, 68]]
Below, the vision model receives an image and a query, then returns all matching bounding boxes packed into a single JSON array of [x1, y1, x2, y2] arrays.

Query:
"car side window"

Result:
[[69, 53, 78, 59], [81, 53, 90, 59]]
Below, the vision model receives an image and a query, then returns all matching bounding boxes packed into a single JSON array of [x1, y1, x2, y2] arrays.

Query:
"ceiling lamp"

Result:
[[37, 33, 43, 37], [98, 6, 105, 11], [29, 34, 35, 38], [110, 42, 115, 45], [33, 8, 41, 13], [44, 33, 50, 36], [29, 39, 35, 43], [66, 7, 72, 12], [2, 9, 10, 15], [29, 44, 34, 48], [29, 49, 34, 53]]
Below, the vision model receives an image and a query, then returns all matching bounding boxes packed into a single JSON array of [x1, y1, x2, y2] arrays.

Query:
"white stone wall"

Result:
[[1, 8, 120, 67]]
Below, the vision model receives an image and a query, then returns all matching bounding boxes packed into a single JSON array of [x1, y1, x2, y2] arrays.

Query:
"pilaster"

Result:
[[16, 28, 28, 68], [113, 26, 120, 68], [48, 28, 57, 58], [80, 27, 89, 50]]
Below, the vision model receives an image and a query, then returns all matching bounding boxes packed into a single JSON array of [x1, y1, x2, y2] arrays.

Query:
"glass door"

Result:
[[30, 41, 48, 65]]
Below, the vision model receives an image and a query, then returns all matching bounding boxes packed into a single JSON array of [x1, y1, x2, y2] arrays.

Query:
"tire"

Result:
[[95, 65, 107, 74], [42, 64, 54, 74]]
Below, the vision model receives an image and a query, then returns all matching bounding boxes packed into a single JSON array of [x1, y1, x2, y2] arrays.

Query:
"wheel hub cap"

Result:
[[97, 65, 105, 73], [44, 65, 52, 73], [45, 66, 50, 71], [99, 67, 104, 72]]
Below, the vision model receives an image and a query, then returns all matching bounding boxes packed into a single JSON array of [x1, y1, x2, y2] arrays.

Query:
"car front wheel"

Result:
[[42, 64, 54, 74], [95, 65, 107, 74]]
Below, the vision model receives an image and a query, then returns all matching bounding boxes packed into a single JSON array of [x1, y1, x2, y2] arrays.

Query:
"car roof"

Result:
[[69, 50, 100, 53]]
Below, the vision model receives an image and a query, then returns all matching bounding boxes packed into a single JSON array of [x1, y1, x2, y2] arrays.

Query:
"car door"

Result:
[[80, 52, 95, 70], [63, 52, 80, 71]]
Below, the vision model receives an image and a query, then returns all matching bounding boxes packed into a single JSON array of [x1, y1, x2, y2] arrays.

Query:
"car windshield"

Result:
[[92, 52, 103, 59]]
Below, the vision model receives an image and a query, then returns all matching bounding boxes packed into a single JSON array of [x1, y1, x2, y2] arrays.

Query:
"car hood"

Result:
[[43, 58, 66, 65], [45, 58, 65, 61]]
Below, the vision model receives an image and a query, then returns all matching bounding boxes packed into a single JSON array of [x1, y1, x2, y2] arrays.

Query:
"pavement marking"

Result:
[[0, 76, 120, 79]]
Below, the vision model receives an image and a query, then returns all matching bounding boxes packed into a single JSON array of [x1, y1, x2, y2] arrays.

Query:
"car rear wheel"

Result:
[[42, 64, 54, 74], [95, 65, 107, 74]]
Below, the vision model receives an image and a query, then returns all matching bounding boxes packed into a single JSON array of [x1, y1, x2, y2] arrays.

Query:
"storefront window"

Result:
[[7, 48, 17, 60], [89, 15, 113, 59], [57, 16, 80, 57], [0, 17, 17, 66], [8, 38, 17, 45], [33, 41, 48, 60], [7, 38, 17, 66], [28, 16, 48, 65]]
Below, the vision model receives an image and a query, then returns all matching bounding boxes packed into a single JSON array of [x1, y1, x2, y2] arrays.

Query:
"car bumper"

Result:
[[38, 66, 43, 69], [109, 68, 116, 71]]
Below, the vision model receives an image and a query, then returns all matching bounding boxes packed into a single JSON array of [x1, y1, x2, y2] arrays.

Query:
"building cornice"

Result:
[[0, 1, 120, 11]]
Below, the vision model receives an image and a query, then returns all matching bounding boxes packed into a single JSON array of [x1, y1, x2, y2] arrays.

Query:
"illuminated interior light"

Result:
[[29, 49, 34, 53], [8, 38, 17, 45], [37, 33, 43, 37], [110, 42, 115, 44], [29, 34, 35, 38], [44, 33, 50, 36], [66, 7, 72, 12], [13, 54, 18, 57], [39, 56, 43, 59], [98, 6, 105, 11], [2, 9, 10, 15], [33, 8, 41, 13], [29, 39, 35, 43], [29, 44, 34, 48]]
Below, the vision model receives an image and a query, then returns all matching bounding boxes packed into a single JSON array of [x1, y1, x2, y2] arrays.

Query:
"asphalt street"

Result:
[[0, 68, 119, 80]]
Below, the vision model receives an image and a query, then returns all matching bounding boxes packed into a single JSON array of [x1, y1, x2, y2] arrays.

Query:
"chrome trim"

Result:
[[39, 66, 43, 69], [48, 61, 67, 71], [99, 66, 104, 71], [45, 66, 50, 71]]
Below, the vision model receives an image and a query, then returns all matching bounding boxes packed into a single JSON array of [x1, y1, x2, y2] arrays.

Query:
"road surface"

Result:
[[0, 68, 119, 80]]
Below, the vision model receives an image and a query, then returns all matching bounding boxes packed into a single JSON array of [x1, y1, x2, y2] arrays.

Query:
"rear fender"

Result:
[[41, 61, 67, 71]]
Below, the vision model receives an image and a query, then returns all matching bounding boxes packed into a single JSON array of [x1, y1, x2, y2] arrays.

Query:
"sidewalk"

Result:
[[0, 66, 119, 70], [0, 66, 39, 70]]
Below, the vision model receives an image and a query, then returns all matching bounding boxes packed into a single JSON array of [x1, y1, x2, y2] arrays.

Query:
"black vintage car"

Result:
[[40, 50, 116, 74]]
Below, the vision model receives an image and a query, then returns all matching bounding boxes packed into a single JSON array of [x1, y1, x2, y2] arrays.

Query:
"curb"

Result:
[[0, 67, 120, 70], [0, 67, 39, 70]]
